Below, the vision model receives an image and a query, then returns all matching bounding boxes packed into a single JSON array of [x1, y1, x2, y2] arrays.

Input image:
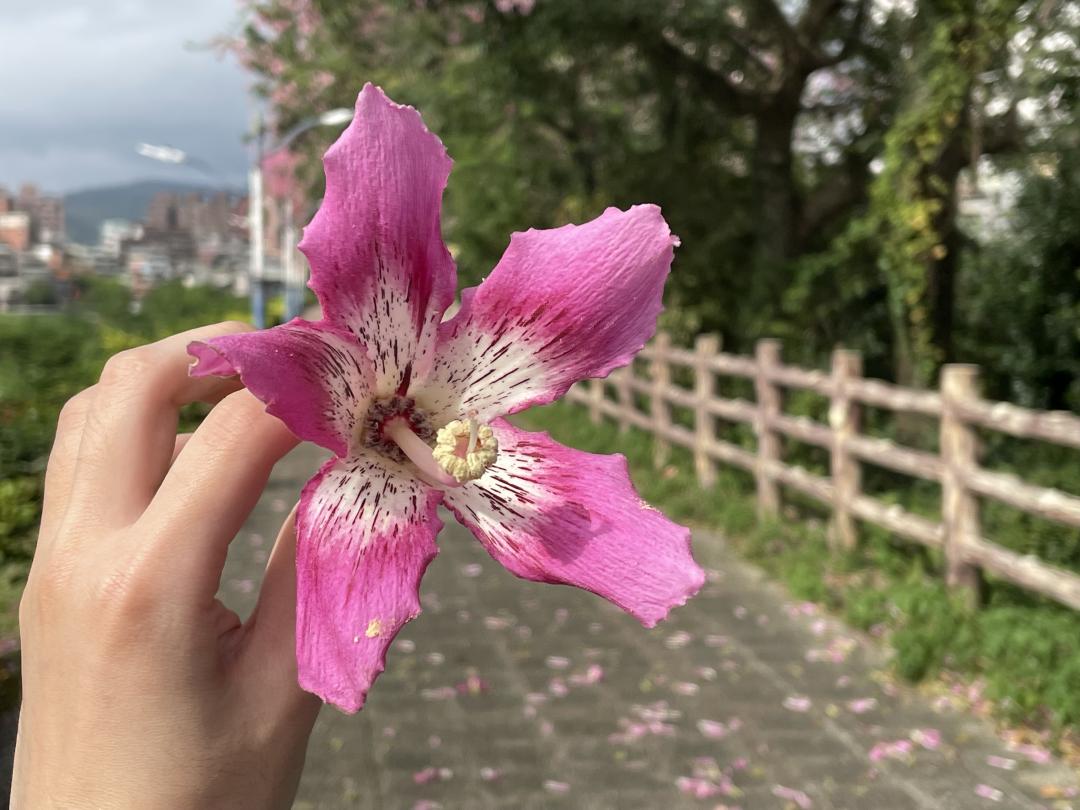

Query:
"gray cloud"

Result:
[[0, 0, 253, 193]]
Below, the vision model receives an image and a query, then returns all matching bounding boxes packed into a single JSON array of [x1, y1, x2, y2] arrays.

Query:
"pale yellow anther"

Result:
[[433, 419, 498, 483]]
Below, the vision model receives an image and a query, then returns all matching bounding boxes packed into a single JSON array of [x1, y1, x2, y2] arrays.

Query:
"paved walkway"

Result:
[[222, 444, 1080, 810]]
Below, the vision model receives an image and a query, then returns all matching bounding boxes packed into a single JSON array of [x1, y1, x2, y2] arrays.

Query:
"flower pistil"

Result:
[[432, 419, 498, 483]]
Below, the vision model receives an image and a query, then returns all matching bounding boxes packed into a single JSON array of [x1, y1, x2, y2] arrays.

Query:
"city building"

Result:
[[137, 190, 248, 287], [0, 211, 31, 253], [0, 245, 21, 312], [15, 183, 65, 244], [99, 218, 143, 258]]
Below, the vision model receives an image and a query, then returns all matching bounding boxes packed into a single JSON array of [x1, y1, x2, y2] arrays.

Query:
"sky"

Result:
[[0, 0, 253, 194]]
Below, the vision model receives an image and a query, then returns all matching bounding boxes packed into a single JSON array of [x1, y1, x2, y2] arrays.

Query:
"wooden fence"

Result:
[[566, 333, 1080, 612]]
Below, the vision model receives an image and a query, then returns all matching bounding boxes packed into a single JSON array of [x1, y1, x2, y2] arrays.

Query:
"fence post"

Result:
[[941, 364, 984, 607], [829, 348, 862, 550], [651, 331, 672, 468], [587, 378, 603, 425], [614, 367, 632, 435], [754, 339, 782, 517], [694, 334, 720, 489]]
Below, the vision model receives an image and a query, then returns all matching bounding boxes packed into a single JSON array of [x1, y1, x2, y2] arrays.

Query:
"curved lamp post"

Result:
[[136, 106, 351, 327], [267, 108, 352, 322]]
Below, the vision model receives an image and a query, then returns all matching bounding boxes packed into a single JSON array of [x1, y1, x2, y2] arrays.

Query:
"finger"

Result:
[[68, 322, 249, 528], [38, 387, 97, 550], [247, 504, 299, 650], [243, 504, 318, 712], [138, 389, 299, 599], [246, 507, 308, 673], [171, 433, 193, 466]]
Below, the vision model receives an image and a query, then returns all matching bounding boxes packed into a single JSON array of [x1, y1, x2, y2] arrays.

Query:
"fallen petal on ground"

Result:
[[771, 784, 813, 808], [974, 784, 1004, 801]]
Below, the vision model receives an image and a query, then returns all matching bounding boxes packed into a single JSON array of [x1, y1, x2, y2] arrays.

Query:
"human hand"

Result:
[[11, 322, 321, 810]]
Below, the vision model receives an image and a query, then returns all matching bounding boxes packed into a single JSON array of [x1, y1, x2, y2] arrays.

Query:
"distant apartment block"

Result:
[[99, 218, 143, 258], [132, 191, 247, 281], [0, 211, 31, 253], [0, 183, 66, 248], [146, 190, 239, 244]]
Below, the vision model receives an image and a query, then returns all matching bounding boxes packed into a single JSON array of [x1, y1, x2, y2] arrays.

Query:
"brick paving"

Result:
[[221, 443, 1080, 810]]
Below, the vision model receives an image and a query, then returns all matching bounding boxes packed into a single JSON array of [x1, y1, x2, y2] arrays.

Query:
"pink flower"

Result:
[[188, 84, 704, 713], [261, 148, 300, 201]]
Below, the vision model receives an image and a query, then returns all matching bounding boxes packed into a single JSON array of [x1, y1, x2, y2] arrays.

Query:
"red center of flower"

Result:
[[361, 396, 434, 463]]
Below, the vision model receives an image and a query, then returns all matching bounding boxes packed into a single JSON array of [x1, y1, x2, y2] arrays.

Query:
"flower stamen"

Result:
[[383, 417, 462, 488], [433, 419, 498, 483]]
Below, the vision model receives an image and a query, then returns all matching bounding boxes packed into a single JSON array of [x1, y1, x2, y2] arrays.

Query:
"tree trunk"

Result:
[[751, 101, 800, 273], [927, 178, 961, 365]]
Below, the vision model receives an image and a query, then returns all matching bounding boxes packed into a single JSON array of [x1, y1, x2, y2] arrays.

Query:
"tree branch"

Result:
[[934, 102, 1024, 180], [721, 28, 782, 86], [797, 0, 845, 44], [744, 0, 802, 52], [808, 0, 869, 70], [640, 33, 765, 116], [980, 104, 1024, 156], [798, 158, 869, 244]]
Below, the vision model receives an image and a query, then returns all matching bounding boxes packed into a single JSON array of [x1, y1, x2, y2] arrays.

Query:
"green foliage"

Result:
[[0, 314, 103, 480], [22, 280, 58, 307], [958, 151, 1080, 411], [234, 0, 1080, 394], [521, 399, 1080, 735], [831, 1, 1018, 385]]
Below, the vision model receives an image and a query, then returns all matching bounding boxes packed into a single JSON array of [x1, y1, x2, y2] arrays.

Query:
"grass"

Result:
[[517, 398, 1080, 747]]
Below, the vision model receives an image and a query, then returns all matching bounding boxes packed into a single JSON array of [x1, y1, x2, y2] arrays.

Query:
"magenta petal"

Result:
[[299, 84, 457, 394], [418, 205, 676, 423], [443, 421, 704, 627], [188, 319, 373, 457], [296, 454, 444, 713]]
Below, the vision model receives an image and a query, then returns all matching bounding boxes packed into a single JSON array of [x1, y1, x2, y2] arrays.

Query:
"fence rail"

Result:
[[566, 333, 1080, 612]]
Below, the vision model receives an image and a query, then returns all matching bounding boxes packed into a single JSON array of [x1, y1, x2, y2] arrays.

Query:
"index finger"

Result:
[[64, 321, 251, 531]]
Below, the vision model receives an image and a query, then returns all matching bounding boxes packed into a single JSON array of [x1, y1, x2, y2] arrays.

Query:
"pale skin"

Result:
[[11, 321, 322, 810]]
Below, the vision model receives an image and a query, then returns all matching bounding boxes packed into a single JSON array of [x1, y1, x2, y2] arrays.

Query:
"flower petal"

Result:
[[296, 454, 443, 713], [299, 84, 457, 395], [442, 421, 704, 627], [188, 319, 373, 457], [417, 205, 676, 423]]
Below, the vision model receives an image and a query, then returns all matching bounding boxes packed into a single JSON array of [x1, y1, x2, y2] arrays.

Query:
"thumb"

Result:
[[244, 503, 321, 716]]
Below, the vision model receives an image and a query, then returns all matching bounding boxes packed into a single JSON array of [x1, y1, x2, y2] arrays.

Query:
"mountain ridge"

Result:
[[64, 179, 244, 245]]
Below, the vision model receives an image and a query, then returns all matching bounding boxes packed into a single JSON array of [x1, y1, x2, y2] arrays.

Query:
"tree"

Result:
[[839, 0, 1022, 385], [222, 0, 1080, 387]]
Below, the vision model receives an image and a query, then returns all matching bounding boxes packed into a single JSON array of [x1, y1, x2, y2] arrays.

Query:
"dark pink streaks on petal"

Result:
[[418, 205, 677, 423], [299, 84, 456, 394], [443, 421, 704, 628], [188, 319, 374, 457], [295, 454, 443, 713]]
